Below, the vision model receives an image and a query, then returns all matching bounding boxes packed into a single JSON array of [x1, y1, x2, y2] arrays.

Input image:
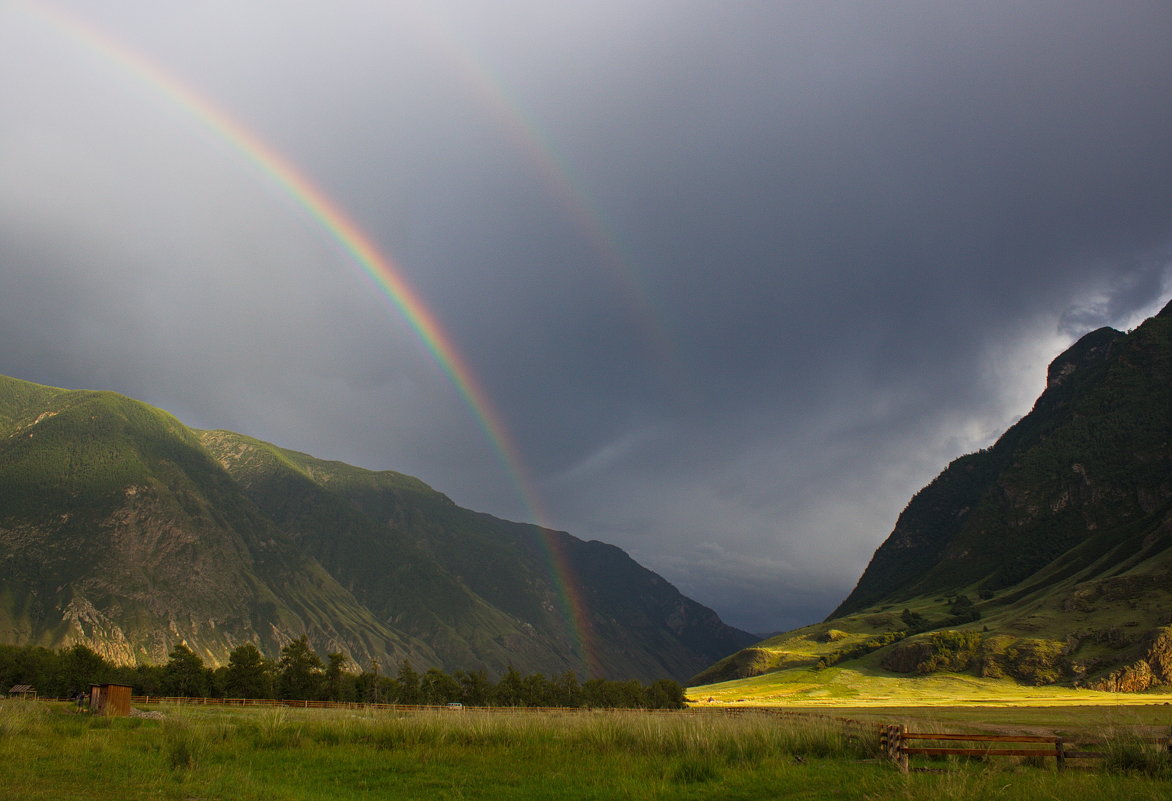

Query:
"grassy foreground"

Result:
[[2, 700, 1170, 800]]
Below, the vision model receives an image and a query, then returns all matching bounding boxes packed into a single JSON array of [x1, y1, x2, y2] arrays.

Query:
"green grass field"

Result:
[[1, 699, 1169, 800]]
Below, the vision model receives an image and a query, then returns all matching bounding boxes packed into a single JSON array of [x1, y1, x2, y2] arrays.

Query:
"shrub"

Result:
[[901, 609, 930, 633], [945, 595, 981, 624]]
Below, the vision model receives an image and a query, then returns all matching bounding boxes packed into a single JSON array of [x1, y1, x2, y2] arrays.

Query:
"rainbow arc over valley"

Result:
[[24, 1, 600, 676]]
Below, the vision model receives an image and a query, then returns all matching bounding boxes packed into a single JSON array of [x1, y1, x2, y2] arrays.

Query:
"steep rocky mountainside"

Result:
[[0, 376, 753, 681], [695, 299, 1171, 690]]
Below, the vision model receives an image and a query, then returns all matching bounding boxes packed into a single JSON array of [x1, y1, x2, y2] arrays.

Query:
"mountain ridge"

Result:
[[0, 375, 754, 681], [694, 299, 1171, 690]]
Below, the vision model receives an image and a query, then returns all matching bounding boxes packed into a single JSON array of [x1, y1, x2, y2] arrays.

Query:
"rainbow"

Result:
[[23, 1, 602, 676], [402, 7, 683, 381]]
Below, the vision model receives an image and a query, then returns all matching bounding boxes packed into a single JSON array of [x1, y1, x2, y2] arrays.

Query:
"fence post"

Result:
[[883, 724, 907, 773], [897, 725, 908, 774], [1055, 737, 1065, 771]]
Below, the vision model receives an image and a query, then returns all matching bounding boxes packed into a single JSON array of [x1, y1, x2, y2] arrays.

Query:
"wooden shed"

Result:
[[8, 684, 37, 700], [89, 683, 133, 717]]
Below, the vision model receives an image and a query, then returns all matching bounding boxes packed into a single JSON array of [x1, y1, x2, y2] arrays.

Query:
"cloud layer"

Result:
[[3, 1, 1171, 632]]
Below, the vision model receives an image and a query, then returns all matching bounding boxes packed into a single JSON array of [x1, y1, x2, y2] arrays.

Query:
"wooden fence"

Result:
[[125, 697, 871, 732], [132, 696, 617, 713], [880, 723, 1172, 773]]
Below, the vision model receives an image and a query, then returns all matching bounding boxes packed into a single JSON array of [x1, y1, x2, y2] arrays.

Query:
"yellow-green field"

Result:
[[690, 664, 1172, 709]]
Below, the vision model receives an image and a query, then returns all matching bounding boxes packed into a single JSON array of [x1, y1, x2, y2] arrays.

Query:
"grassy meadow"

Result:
[[2, 698, 1171, 800], [689, 662, 1172, 708]]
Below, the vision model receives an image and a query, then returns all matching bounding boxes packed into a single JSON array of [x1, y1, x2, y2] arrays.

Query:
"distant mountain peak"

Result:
[[1044, 326, 1123, 390], [694, 299, 1172, 691]]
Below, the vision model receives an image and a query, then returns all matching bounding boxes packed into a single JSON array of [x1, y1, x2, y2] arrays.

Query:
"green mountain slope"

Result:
[[695, 299, 1172, 691], [0, 378, 753, 681]]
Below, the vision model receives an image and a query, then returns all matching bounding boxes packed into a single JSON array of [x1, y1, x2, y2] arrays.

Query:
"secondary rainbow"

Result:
[[25, 1, 601, 675], [401, 6, 683, 382]]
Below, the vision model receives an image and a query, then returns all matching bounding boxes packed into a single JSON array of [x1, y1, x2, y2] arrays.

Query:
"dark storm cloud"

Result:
[[2, 1, 1170, 632]]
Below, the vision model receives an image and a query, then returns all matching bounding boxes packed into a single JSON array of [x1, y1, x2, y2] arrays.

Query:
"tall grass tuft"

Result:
[[0, 699, 49, 738], [1103, 733, 1171, 778], [667, 755, 721, 784], [250, 706, 303, 749], [162, 718, 207, 771]]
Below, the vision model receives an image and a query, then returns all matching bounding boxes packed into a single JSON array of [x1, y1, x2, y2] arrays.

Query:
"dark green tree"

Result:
[[395, 660, 420, 704], [552, 671, 583, 708], [357, 659, 383, 703], [581, 678, 613, 708], [130, 663, 166, 696], [162, 643, 208, 697], [420, 667, 461, 704], [455, 669, 492, 706], [645, 679, 686, 709], [493, 666, 525, 706], [323, 652, 355, 702], [223, 643, 273, 699], [277, 636, 323, 700], [56, 644, 110, 697], [0, 645, 57, 696], [521, 672, 554, 707]]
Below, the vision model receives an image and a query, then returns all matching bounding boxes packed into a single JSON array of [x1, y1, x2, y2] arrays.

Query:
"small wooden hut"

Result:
[[8, 684, 37, 700], [89, 683, 132, 717]]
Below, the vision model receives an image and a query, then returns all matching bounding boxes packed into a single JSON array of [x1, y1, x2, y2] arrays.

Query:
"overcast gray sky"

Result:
[[2, 1, 1170, 633]]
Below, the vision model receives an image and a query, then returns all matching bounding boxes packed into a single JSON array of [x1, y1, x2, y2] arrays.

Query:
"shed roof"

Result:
[[9, 684, 35, 693]]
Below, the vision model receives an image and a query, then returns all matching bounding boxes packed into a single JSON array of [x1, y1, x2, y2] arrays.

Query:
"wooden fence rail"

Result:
[[880, 723, 1172, 773], [130, 697, 656, 713]]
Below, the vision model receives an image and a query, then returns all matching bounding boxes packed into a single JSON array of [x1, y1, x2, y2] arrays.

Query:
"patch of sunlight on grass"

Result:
[[690, 666, 1172, 709]]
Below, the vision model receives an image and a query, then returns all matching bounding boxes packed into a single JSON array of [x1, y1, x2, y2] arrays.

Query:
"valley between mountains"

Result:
[[2, 299, 1169, 695]]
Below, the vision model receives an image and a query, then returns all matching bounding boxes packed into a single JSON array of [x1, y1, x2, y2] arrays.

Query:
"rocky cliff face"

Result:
[[1087, 625, 1172, 692]]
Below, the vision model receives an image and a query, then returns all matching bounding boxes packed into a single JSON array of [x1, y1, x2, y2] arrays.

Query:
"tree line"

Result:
[[0, 639, 686, 709]]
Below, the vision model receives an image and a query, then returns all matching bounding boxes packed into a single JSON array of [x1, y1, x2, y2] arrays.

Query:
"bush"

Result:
[[901, 609, 930, 633], [945, 595, 981, 625]]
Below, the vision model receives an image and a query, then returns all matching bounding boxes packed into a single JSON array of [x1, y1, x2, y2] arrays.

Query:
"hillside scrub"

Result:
[[819, 632, 907, 668], [878, 632, 1070, 684], [980, 637, 1069, 684]]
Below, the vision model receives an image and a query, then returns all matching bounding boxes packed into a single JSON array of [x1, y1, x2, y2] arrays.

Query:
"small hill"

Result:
[[695, 299, 1172, 693], [0, 376, 754, 681]]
